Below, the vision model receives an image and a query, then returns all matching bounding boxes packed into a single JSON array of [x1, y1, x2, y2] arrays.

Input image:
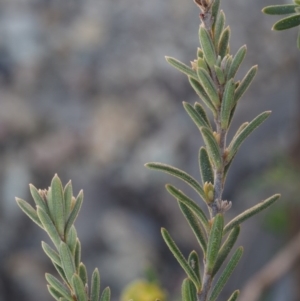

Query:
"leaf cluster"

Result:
[[262, 0, 300, 49], [146, 0, 280, 300], [16, 174, 110, 301]]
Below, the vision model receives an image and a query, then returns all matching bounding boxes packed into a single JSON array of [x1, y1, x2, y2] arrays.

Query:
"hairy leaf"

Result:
[[273, 14, 300, 30], [218, 26, 230, 58], [59, 242, 76, 285], [199, 26, 216, 67], [227, 290, 240, 301], [263, 4, 299, 15], [182, 278, 198, 301], [100, 287, 111, 301], [71, 274, 88, 301], [166, 57, 198, 80], [227, 45, 247, 79], [199, 147, 214, 185], [42, 241, 61, 266], [91, 268, 101, 301]]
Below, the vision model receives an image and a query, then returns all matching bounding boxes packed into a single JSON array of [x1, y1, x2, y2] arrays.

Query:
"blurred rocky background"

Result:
[[0, 0, 299, 300]]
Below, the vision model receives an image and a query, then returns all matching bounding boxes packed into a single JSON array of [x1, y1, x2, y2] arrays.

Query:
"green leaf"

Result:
[[37, 206, 61, 249], [59, 242, 76, 285], [220, 79, 235, 130], [16, 198, 43, 229], [91, 268, 101, 301], [227, 290, 240, 301], [42, 241, 61, 266], [200, 127, 222, 171], [218, 26, 230, 58], [214, 10, 225, 47], [188, 251, 201, 284], [273, 14, 300, 30], [226, 111, 271, 163], [194, 102, 211, 128], [165, 57, 198, 80], [65, 190, 83, 237], [214, 65, 225, 84], [188, 77, 216, 114], [262, 4, 299, 15], [234, 65, 257, 103], [48, 285, 64, 301], [29, 184, 48, 213], [66, 225, 78, 255], [79, 263, 88, 286], [161, 228, 201, 290], [197, 48, 204, 58], [199, 147, 214, 185], [206, 214, 224, 274], [183, 102, 210, 129], [64, 180, 73, 221], [50, 174, 65, 237], [182, 278, 198, 301], [145, 162, 207, 202], [212, 226, 240, 277], [75, 239, 81, 271], [166, 185, 209, 231], [100, 287, 111, 301], [71, 274, 88, 301], [53, 263, 69, 285], [179, 202, 207, 256], [227, 45, 247, 79], [46, 274, 73, 301], [224, 194, 281, 234], [209, 247, 243, 301], [197, 68, 220, 108], [199, 26, 216, 67], [211, 0, 221, 29]]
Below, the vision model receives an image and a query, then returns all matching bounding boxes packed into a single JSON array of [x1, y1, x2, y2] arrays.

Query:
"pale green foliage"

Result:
[[16, 175, 110, 301], [262, 0, 300, 49], [146, 0, 280, 300]]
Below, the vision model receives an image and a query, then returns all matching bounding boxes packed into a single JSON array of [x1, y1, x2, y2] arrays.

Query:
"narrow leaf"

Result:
[[75, 239, 81, 271], [183, 102, 209, 129], [188, 77, 216, 114], [72, 274, 88, 301], [234, 65, 257, 103], [79, 263, 88, 286], [211, 0, 221, 29], [188, 251, 201, 284], [214, 65, 225, 84], [200, 127, 222, 170], [59, 242, 76, 284], [166, 185, 209, 231], [209, 247, 243, 301], [42, 241, 61, 266], [214, 10, 225, 47], [37, 206, 61, 249], [145, 162, 207, 202], [179, 202, 207, 256], [182, 278, 197, 301], [91, 268, 101, 301], [218, 26, 230, 58], [166, 57, 198, 80], [220, 79, 235, 129], [29, 184, 48, 213], [197, 68, 220, 108], [16, 198, 43, 229], [273, 14, 300, 30], [206, 214, 224, 274], [194, 102, 211, 128], [199, 26, 216, 67], [50, 174, 65, 237], [48, 285, 64, 301], [100, 287, 111, 301], [263, 4, 298, 15], [227, 290, 240, 301], [227, 45, 247, 79], [226, 111, 271, 163], [212, 226, 240, 277], [66, 225, 78, 255], [199, 147, 214, 185], [161, 228, 200, 289], [65, 190, 83, 237], [64, 180, 73, 221], [224, 194, 280, 234], [46, 274, 73, 301], [53, 263, 69, 285]]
